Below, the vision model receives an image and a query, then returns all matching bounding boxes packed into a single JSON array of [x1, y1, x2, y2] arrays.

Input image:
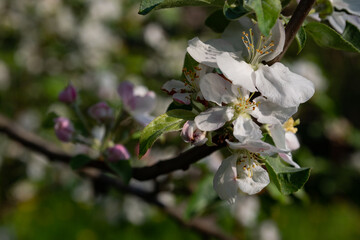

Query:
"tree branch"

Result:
[[268, 0, 316, 65]]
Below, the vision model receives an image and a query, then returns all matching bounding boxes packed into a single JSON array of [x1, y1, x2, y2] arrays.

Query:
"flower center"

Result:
[[236, 151, 262, 178], [241, 28, 275, 66], [183, 66, 201, 90], [283, 117, 300, 133], [233, 91, 259, 115]]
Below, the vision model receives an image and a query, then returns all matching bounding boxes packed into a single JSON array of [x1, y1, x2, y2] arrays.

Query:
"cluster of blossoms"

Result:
[[54, 81, 155, 162], [162, 17, 315, 203]]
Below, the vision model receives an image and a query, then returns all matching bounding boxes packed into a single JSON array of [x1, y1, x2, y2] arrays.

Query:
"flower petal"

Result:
[[133, 90, 156, 114], [173, 92, 191, 105], [133, 113, 154, 126], [199, 73, 238, 105], [285, 131, 300, 151], [233, 115, 263, 142], [251, 96, 298, 124], [195, 106, 234, 131], [213, 155, 238, 203], [236, 160, 270, 195], [260, 19, 285, 62], [254, 63, 315, 108], [226, 139, 285, 156], [216, 52, 257, 92], [161, 80, 186, 95], [332, 0, 360, 16], [278, 152, 300, 168], [187, 37, 235, 68]]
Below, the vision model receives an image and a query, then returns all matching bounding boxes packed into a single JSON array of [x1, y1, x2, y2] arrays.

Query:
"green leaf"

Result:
[[166, 100, 193, 112], [223, 0, 249, 20], [107, 161, 132, 183], [342, 21, 360, 51], [295, 26, 307, 54], [139, 109, 196, 158], [280, 0, 291, 8], [313, 0, 333, 19], [184, 175, 217, 219], [139, 0, 224, 15], [244, 0, 281, 36], [70, 154, 92, 170], [42, 112, 59, 129], [265, 156, 311, 195], [205, 10, 230, 33], [305, 22, 360, 53]]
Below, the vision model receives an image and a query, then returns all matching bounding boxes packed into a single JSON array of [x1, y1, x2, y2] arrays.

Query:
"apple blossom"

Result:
[[106, 144, 130, 161], [118, 81, 156, 126], [58, 84, 77, 104], [180, 120, 207, 146], [54, 117, 75, 142], [88, 102, 114, 124], [187, 17, 314, 108]]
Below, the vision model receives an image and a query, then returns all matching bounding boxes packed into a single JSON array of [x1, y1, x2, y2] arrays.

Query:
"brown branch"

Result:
[[268, 0, 316, 65], [0, 113, 224, 180]]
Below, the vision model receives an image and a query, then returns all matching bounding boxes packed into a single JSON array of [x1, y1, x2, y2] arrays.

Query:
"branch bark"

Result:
[[268, 0, 316, 65]]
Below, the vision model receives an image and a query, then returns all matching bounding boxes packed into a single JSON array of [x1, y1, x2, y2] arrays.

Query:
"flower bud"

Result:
[[58, 84, 77, 104], [181, 121, 207, 146], [54, 117, 75, 142], [88, 102, 114, 123], [106, 144, 130, 161]]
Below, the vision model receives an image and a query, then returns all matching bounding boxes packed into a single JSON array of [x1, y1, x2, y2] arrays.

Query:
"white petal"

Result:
[[213, 155, 238, 203], [251, 97, 297, 124], [285, 132, 300, 151], [173, 92, 191, 105], [226, 139, 285, 156], [161, 80, 186, 94], [195, 107, 234, 131], [187, 37, 235, 68], [269, 123, 286, 149], [133, 113, 154, 126], [133, 91, 156, 114], [216, 52, 257, 92], [332, 0, 360, 16], [236, 161, 270, 195], [260, 19, 285, 62], [254, 63, 315, 108], [279, 152, 300, 168], [199, 73, 238, 105], [233, 115, 263, 142]]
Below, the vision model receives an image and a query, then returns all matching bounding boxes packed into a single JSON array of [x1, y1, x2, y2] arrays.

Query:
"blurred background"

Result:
[[0, 0, 360, 239]]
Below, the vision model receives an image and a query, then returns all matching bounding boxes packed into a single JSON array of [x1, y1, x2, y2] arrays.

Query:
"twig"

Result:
[[268, 0, 316, 65]]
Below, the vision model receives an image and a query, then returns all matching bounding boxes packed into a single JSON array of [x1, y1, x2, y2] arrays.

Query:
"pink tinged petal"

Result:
[[133, 113, 154, 126], [173, 92, 191, 105], [279, 152, 300, 168], [285, 132, 300, 151], [254, 63, 315, 108], [213, 155, 238, 204], [260, 20, 285, 62], [54, 117, 74, 142], [216, 52, 257, 92], [133, 90, 156, 114], [251, 97, 298, 125], [118, 81, 135, 109], [199, 73, 238, 105], [161, 80, 186, 95], [236, 161, 270, 195], [233, 115, 263, 142], [187, 37, 235, 68], [195, 107, 234, 131], [88, 102, 114, 123], [226, 139, 285, 156], [181, 121, 207, 146], [106, 144, 130, 161], [58, 84, 77, 104]]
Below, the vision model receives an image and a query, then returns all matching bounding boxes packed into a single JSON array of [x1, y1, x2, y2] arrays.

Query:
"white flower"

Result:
[[187, 17, 315, 108], [162, 64, 210, 105], [213, 152, 270, 202], [269, 118, 301, 168], [194, 73, 298, 136], [180, 120, 208, 146], [118, 81, 156, 126]]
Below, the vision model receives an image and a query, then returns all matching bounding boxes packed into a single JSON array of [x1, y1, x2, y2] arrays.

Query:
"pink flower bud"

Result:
[[181, 121, 207, 146], [58, 84, 77, 104], [54, 117, 75, 142], [118, 81, 135, 110], [106, 144, 130, 161], [88, 102, 114, 123]]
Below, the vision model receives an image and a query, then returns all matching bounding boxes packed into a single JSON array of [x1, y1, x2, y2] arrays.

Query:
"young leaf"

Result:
[[305, 22, 360, 53], [223, 0, 249, 20], [295, 26, 307, 54], [139, 109, 196, 158], [184, 175, 217, 219], [138, 0, 224, 15], [107, 161, 132, 183], [70, 154, 92, 170], [342, 21, 360, 51], [244, 0, 281, 36], [265, 156, 311, 195], [205, 10, 230, 33]]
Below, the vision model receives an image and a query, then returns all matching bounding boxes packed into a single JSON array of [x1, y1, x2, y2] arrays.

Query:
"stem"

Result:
[[267, 0, 317, 65]]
